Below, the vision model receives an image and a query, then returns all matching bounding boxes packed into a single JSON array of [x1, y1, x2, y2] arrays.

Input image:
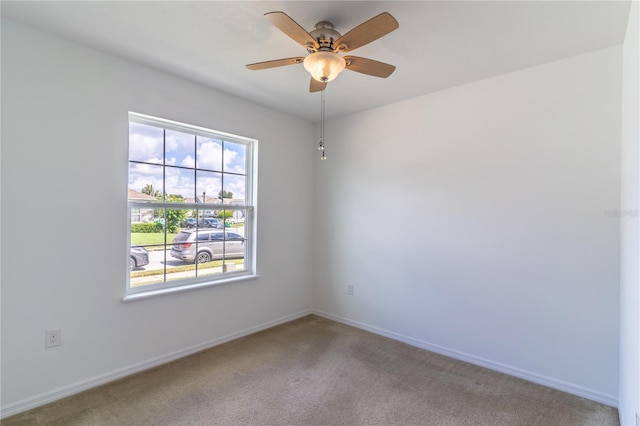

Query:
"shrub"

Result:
[[217, 210, 234, 220], [131, 222, 162, 233]]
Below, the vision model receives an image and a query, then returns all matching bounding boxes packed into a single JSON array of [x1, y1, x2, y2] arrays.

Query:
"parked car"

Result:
[[181, 218, 197, 228], [197, 218, 224, 228], [171, 230, 245, 264], [130, 246, 149, 270]]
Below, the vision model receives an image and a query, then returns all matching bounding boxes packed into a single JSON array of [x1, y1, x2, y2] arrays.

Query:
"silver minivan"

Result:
[[171, 230, 245, 264]]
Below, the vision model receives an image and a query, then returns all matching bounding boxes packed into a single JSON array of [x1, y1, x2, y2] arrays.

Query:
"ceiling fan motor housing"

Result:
[[308, 21, 342, 52]]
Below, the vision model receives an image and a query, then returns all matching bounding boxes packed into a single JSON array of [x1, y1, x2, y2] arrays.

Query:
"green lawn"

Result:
[[131, 232, 179, 247], [132, 223, 245, 247], [130, 258, 245, 279]]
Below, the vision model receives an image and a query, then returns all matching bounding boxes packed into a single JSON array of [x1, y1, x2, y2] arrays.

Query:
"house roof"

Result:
[[128, 189, 157, 201]]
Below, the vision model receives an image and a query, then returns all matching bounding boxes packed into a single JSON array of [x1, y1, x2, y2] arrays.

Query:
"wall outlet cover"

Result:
[[45, 329, 61, 348]]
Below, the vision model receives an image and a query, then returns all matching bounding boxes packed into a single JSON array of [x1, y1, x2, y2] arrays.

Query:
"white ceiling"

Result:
[[1, 1, 631, 123]]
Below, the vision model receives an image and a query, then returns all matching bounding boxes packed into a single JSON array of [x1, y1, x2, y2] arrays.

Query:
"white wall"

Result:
[[619, 1, 640, 424], [0, 19, 314, 415], [313, 47, 622, 405]]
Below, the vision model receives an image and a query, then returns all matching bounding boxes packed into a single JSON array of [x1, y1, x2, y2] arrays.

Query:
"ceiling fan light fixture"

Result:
[[303, 51, 346, 82]]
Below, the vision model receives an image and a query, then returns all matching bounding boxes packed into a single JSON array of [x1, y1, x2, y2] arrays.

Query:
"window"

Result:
[[125, 112, 257, 300]]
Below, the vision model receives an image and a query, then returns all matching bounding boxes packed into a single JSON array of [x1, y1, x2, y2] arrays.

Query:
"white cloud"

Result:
[[197, 140, 223, 170], [129, 132, 163, 163], [181, 155, 196, 168]]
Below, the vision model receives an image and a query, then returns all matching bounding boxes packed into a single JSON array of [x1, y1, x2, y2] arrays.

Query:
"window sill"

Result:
[[122, 273, 260, 302]]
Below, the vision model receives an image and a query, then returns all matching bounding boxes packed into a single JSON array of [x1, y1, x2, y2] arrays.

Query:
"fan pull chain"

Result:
[[318, 89, 326, 160]]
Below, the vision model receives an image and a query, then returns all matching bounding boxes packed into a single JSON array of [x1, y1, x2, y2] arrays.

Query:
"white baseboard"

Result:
[[312, 309, 618, 408], [0, 309, 313, 419]]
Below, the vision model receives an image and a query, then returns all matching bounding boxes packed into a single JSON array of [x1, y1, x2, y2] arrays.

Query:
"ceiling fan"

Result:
[[246, 11, 399, 92]]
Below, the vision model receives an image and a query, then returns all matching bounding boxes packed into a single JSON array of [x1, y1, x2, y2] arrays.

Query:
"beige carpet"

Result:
[[3, 315, 618, 425]]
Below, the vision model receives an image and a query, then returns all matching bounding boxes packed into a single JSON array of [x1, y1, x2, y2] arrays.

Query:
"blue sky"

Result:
[[128, 121, 247, 201]]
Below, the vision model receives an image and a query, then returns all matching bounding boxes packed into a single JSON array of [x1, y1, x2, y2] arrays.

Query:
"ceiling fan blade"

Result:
[[344, 56, 396, 78], [246, 57, 305, 70], [265, 11, 319, 50], [309, 77, 327, 93], [334, 12, 398, 52]]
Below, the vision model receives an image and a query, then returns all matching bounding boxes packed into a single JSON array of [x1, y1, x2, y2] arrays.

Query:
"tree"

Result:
[[141, 184, 159, 197], [156, 194, 187, 233], [218, 190, 233, 199]]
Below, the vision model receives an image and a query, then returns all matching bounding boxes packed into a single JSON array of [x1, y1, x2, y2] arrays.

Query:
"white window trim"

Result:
[[124, 112, 258, 301], [122, 273, 261, 302]]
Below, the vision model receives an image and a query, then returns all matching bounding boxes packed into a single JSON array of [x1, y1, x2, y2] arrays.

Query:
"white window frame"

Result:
[[123, 112, 258, 301]]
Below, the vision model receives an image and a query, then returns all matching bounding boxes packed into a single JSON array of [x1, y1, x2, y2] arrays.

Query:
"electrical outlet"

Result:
[[347, 285, 354, 296], [45, 329, 61, 348]]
